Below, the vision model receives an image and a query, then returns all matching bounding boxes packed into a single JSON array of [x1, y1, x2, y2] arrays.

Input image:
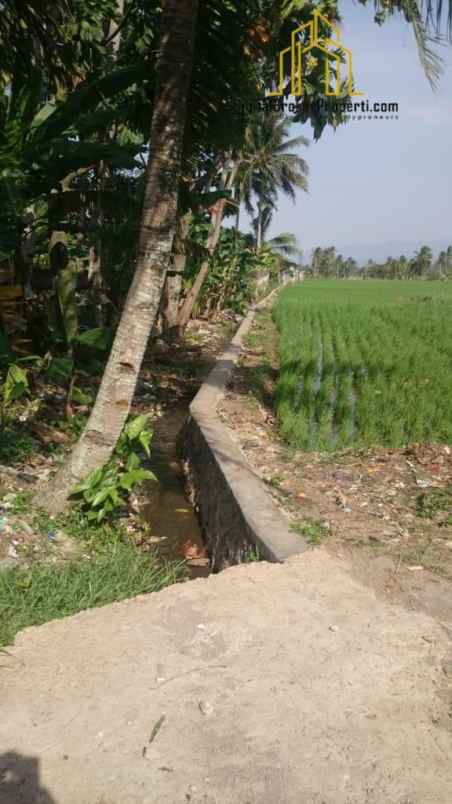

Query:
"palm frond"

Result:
[[421, 0, 452, 37], [365, 0, 449, 87], [402, 0, 445, 87]]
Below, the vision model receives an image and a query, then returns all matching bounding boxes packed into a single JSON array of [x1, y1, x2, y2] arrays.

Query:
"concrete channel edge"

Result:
[[181, 294, 308, 571]]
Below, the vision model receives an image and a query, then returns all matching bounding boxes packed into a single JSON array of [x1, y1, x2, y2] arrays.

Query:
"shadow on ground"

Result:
[[0, 752, 57, 804]]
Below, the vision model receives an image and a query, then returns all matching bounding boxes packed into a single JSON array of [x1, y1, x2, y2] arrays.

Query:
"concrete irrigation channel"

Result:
[[181, 294, 306, 571], [1, 296, 452, 803]]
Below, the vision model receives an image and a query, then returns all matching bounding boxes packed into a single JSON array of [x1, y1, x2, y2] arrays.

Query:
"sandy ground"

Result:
[[2, 551, 452, 804]]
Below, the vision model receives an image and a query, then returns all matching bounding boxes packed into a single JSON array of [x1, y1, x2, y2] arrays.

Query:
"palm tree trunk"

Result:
[[256, 201, 263, 250], [176, 199, 225, 333], [176, 165, 237, 333], [235, 192, 241, 232], [162, 272, 182, 334], [36, 0, 199, 514], [161, 210, 191, 335]]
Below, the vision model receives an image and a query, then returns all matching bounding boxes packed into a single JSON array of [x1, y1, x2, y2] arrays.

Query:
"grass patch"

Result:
[[1, 491, 188, 646], [245, 310, 273, 350], [0, 540, 187, 647]]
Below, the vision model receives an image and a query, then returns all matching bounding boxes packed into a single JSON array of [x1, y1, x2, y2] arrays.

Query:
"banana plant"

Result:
[[0, 62, 148, 264]]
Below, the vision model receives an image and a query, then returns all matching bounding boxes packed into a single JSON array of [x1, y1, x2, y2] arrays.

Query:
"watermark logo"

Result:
[[269, 9, 363, 98]]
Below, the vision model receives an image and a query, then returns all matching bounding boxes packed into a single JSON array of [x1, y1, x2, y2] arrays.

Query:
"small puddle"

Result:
[[142, 406, 209, 579]]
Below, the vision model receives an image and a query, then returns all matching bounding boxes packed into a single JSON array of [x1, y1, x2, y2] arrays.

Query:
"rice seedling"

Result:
[[273, 280, 452, 451]]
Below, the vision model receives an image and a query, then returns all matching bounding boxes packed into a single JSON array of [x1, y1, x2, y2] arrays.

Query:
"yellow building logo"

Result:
[[269, 10, 363, 98]]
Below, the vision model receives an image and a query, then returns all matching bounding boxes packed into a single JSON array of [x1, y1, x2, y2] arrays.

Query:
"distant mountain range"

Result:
[[313, 239, 452, 265]]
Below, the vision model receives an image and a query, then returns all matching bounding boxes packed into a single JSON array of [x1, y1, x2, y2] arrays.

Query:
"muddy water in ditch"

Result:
[[141, 406, 209, 579]]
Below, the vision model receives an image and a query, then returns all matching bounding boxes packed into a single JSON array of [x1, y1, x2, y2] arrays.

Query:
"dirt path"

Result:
[[1, 552, 452, 804]]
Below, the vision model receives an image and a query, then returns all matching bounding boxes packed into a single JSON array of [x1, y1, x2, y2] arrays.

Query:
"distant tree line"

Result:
[[306, 245, 452, 280]]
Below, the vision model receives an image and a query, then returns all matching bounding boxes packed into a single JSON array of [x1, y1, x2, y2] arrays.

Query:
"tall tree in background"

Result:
[[241, 113, 309, 250], [411, 244, 433, 277], [176, 112, 309, 332], [36, 0, 200, 513]]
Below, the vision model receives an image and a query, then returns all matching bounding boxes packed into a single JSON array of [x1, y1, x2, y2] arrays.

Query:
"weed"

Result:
[[8, 490, 34, 515], [6, 490, 133, 554], [70, 414, 156, 522], [416, 485, 452, 525], [243, 544, 262, 562], [31, 503, 131, 552], [291, 518, 330, 545], [266, 474, 283, 489]]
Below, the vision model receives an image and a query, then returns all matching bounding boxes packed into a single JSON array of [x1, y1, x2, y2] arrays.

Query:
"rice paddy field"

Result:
[[273, 280, 452, 451]]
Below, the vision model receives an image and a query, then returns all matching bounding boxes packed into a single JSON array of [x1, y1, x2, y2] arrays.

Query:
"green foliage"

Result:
[[238, 112, 309, 242], [274, 281, 452, 451], [0, 430, 37, 464], [2, 364, 28, 407], [0, 57, 146, 274], [46, 357, 74, 385], [358, 0, 449, 89], [308, 244, 452, 280], [416, 486, 452, 525], [0, 541, 187, 647], [242, 544, 262, 562], [184, 220, 278, 315], [9, 490, 34, 515], [70, 414, 156, 522], [291, 518, 330, 545], [0, 363, 30, 436], [74, 327, 113, 353], [72, 386, 93, 406]]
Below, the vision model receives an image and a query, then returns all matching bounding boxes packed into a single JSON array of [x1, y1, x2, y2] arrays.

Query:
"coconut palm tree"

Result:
[[266, 231, 303, 282], [266, 232, 302, 259], [411, 245, 433, 277], [445, 245, 452, 276], [177, 112, 308, 332], [240, 113, 309, 250], [37, 0, 200, 513]]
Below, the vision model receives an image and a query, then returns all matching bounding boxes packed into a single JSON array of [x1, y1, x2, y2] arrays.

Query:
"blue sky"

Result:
[[264, 2, 452, 263]]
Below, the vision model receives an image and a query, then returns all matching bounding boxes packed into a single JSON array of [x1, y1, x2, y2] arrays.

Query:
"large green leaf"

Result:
[[28, 62, 148, 148], [139, 429, 153, 456], [120, 468, 156, 491], [74, 327, 112, 353], [125, 414, 150, 441], [71, 467, 104, 495], [3, 364, 29, 406]]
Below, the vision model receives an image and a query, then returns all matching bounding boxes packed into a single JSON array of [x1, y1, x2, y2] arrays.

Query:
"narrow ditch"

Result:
[[142, 405, 210, 579]]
